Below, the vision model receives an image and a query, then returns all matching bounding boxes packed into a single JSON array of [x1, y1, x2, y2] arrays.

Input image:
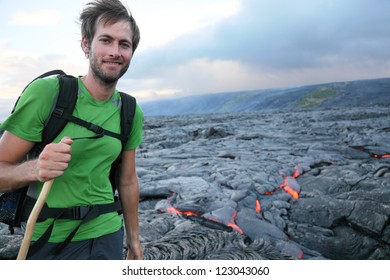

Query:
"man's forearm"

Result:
[[119, 179, 143, 260], [0, 159, 38, 192], [119, 180, 141, 241]]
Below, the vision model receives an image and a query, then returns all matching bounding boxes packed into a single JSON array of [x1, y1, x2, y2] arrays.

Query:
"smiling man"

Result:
[[0, 0, 144, 260]]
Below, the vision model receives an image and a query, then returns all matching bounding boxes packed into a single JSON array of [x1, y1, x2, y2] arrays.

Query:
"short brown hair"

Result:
[[80, 0, 140, 53]]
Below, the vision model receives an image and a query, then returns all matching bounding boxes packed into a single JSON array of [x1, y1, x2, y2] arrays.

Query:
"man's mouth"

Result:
[[103, 61, 122, 66]]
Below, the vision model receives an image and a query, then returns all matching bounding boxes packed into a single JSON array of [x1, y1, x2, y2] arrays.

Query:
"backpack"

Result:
[[0, 70, 136, 253]]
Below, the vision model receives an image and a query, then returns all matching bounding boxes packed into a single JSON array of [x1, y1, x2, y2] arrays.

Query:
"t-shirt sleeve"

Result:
[[0, 77, 58, 142], [125, 103, 144, 150]]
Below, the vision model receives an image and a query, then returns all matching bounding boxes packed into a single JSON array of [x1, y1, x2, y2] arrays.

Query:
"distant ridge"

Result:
[[140, 77, 390, 116]]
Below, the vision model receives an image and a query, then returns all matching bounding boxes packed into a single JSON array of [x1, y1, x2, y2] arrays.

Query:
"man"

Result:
[[0, 0, 143, 260]]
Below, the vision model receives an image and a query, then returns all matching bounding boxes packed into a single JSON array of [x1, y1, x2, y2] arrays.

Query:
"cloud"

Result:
[[0, 47, 87, 121], [126, 56, 390, 102], [149, 0, 390, 69], [133, 0, 240, 49], [11, 9, 61, 26], [125, 0, 390, 100]]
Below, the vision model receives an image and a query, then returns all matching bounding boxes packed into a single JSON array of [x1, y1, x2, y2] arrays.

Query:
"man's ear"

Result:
[[81, 37, 90, 58]]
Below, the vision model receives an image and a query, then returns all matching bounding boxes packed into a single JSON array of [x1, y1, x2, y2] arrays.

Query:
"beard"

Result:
[[89, 53, 130, 85]]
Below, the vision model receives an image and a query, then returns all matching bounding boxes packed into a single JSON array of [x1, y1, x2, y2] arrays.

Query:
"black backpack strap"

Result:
[[33, 70, 67, 81], [30, 74, 78, 157], [118, 92, 137, 149], [58, 112, 127, 142], [11, 70, 67, 115], [42, 75, 78, 145], [109, 92, 137, 191]]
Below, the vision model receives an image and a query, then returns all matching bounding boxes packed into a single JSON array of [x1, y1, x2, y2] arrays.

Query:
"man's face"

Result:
[[87, 19, 134, 85]]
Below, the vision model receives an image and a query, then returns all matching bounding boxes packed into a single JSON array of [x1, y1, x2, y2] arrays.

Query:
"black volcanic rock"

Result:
[[134, 106, 390, 260]]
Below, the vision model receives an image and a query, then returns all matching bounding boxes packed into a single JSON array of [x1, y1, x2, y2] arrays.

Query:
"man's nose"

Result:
[[109, 43, 120, 57]]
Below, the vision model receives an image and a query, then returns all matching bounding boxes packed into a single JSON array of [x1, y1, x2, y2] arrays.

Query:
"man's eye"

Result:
[[121, 43, 131, 49]]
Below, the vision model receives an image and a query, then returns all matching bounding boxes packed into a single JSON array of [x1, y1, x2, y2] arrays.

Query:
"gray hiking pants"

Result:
[[27, 227, 124, 260]]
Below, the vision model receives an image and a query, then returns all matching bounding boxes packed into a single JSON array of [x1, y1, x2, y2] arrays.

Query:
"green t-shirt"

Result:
[[0, 76, 144, 242]]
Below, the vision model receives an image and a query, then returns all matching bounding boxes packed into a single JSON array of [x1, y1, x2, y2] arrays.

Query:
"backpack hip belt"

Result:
[[22, 196, 122, 222]]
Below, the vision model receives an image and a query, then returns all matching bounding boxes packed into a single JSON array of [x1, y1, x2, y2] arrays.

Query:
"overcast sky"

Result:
[[1, 0, 389, 119]]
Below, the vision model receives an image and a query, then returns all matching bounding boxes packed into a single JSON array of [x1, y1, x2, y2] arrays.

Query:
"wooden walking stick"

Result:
[[17, 179, 54, 260]]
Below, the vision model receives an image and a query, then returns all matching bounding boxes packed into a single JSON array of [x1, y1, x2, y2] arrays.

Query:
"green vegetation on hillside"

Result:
[[296, 86, 339, 108], [220, 93, 255, 112]]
